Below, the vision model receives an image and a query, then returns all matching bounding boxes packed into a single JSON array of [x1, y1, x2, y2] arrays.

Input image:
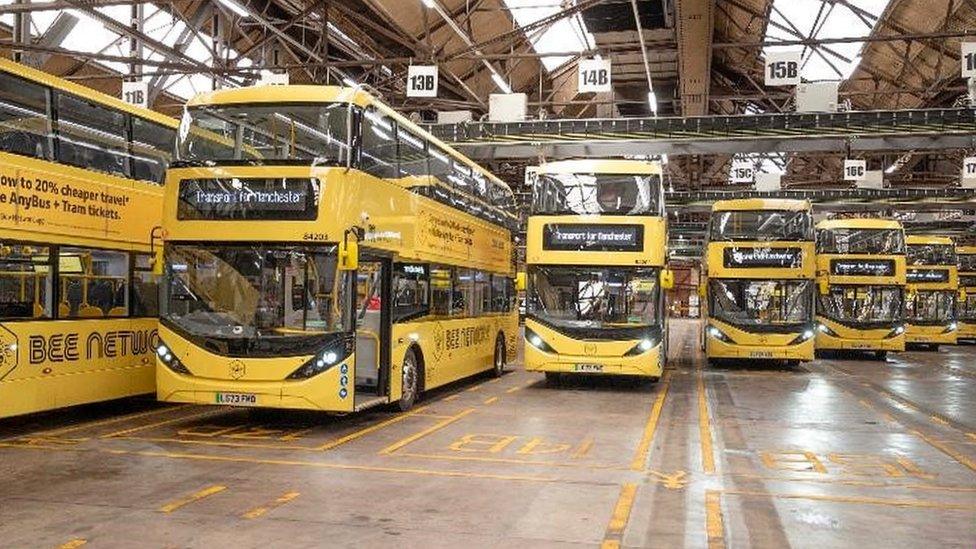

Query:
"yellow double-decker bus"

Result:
[[522, 159, 670, 382], [155, 85, 518, 412], [904, 235, 958, 349], [957, 246, 976, 342], [815, 218, 907, 359], [0, 58, 177, 418], [701, 199, 816, 365]]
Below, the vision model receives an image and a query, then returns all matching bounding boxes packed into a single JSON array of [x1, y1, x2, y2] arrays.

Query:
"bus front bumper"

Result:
[[705, 338, 814, 361], [905, 324, 957, 346], [523, 343, 663, 378], [156, 360, 356, 412]]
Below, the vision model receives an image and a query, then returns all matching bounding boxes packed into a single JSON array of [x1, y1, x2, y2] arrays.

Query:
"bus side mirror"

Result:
[[339, 239, 358, 271], [960, 289, 967, 301], [818, 280, 829, 295], [516, 272, 526, 292], [151, 247, 164, 276], [660, 269, 675, 290]]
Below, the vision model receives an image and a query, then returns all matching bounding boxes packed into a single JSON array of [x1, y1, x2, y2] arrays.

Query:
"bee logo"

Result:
[[0, 325, 18, 381]]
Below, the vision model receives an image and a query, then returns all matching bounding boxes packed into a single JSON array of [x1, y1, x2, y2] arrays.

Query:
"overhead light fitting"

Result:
[[647, 91, 658, 115], [422, 0, 437, 7], [215, 0, 250, 18]]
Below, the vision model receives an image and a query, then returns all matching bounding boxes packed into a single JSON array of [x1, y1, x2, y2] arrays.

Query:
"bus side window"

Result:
[[360, 109, 398, 179], [0, 71, 53, 160], [474, 270, 489, 315], [397, 128, 428, 179], [490, 274, 507, 313], [393, 263, 429, 322], [453, 268, 473, 316], [132, 254, 159, 317], [430, 265, 452, 316], [58, 247, 129, 318], [131, 117, 175, 184], [0, 242, 53, 319], [55, 92, 130, 178]]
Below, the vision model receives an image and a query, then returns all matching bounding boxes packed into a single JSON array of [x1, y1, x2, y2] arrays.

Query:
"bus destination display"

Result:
[[177, 178, 319, 220], [542, 224, 644, 252]]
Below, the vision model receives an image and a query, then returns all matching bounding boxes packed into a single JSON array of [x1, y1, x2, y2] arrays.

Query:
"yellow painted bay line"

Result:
[[159, 484, 227, 513], [600, 483, 638, 548], [697, 368, 716, 474], [629, 371, 671, 471], [394, 451, 627, 470], [6, 404, 188, 442], [378, 409, 475, 455], [242, 491, 300, 519], [100, 407, 226, 439], [316, 404, 433, 451], [56, 540, 87, 549], [705, 490, 726, 549], [723, 488, 976, 510], [483, 396, 499, 405]]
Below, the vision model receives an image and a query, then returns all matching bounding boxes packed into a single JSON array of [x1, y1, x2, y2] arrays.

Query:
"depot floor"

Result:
[[1, 320, 975, 548]]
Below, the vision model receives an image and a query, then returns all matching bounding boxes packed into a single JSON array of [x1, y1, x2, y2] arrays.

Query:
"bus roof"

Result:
[[0, 57, 177, 128], [907, 235, 954, 246], [527, 159, 661, 175], [816, 218, 903, 230], [185, 85, 510, 193], [711, 198, 811, 212]]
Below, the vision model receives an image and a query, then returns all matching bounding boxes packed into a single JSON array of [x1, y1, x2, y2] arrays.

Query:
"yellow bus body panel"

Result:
[[0, 318, 156, 418], [704, 318, 814, 361], [522, 319, 663, 378]]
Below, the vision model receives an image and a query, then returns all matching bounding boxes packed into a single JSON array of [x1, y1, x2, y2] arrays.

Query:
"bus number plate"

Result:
[[749, 351, 773, 358], [574, 363, 604, 372], [215, 392, 257, 406]]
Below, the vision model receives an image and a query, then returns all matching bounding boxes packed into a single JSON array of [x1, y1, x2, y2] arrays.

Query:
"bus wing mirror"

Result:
[[960, 289, 968, 301], [339, 239, 359, 271], [151, 248, 164, 276], [660, 269, 675, 290], [818, 279, 829, 295], [516, 272, 526, 292]]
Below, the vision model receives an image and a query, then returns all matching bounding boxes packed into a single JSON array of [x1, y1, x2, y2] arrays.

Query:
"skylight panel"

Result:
[[504, 0, 594, 72], [763, 0, 892, 81]]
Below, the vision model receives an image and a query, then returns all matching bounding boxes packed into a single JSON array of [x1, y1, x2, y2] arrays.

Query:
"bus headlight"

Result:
[[155, 341, 190, 375], [524, 326, 555, 353], [885, 325, 905, 339], [945, 322, 958, 333], [624, 338, 657, 356], [706, 326, 734, 344], [287, 337, 354, 380], [818, 323, 840, 337], [790, 328, 816, 345]]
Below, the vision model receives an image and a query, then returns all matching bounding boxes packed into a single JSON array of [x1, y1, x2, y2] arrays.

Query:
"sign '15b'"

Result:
[[765, 51, 802, 86]]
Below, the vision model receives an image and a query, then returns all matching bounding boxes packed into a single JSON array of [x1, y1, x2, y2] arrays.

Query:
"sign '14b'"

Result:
[[578, 59, 612, 93]]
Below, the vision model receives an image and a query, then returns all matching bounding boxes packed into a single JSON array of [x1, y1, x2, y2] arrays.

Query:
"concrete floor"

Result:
[[1, 318, 974, 548]]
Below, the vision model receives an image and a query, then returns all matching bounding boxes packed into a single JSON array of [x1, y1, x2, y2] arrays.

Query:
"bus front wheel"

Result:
[[399, 349, 419, 412], [875, 351, 888, 361], [492, 335, 506, 378]]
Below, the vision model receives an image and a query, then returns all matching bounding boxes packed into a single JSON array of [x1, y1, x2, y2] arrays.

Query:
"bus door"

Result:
[[354, 256, 392, 397]]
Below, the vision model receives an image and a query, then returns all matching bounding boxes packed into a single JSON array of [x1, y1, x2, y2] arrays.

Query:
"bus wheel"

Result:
[[875, 351, 888, 361], [492, 335, 506, 378], [399, 349, 419, 412]]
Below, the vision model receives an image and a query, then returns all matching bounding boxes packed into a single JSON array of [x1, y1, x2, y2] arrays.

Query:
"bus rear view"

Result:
[[701, 200, 816, 365]]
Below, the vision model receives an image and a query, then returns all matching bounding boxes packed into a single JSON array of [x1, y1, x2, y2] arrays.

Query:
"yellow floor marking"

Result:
[[601, 483, 638, 548], [724, 488, 976, 510], [242, 491, 300, 519], [930, 415, 949, 426], [599, 541, 620, 549], [378, 409, 476, 455], [729, 473, 976, 492], [159, 484, 227, 513], [505, 380, 535, 394], [443, 394, 460, 402], [57, 540, 87, 549], [705, 490, 726, 549], [105, 435, 325, 452], [697, 369, 716, 474], [316, 405, 432, 451], [910, 429, 976, 473], [7, 405, 186, 442], [968, 433, 976, 442], [100, 408, 224, 439], [571, 437, 594, 459], [394, 451, 626, 470], [465, 385, 483, 392], [483, 396, 499, 405], [629, 371, 671, 471]]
